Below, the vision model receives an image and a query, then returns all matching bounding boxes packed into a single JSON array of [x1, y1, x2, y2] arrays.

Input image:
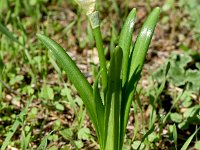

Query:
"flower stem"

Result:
[[88, 11, 107, 92]]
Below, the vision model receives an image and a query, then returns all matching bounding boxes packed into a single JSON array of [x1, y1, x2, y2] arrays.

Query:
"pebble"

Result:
[[6, 94, 12, 101]]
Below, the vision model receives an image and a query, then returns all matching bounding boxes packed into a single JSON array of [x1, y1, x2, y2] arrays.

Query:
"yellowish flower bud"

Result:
[[76, 0, 96, 15]]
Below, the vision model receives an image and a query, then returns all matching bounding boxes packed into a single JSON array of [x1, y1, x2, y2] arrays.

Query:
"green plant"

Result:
[[0, 22, 36, 83], [153, 50, 200, 93], [1, 98, 33, 150], [179, 0, 200, 43], [145, 49, 200, 149], [37, 1, 160, 149]]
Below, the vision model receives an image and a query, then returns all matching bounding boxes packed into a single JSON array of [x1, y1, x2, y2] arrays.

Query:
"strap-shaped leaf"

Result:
[[37, 34, 98, 131], [119, 8, 136, 87], [104, 46, 122, 150], [120, 7, 160, 148], [93, 71, 105, 148], [128, 7, 160, 81]]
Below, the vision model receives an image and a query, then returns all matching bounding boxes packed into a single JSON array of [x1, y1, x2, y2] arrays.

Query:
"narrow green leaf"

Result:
[[110, 22, 118, 57], [132, 141, 145, 150], [128, 7, 160, 81], [173, 124, 177, 150], [157, 61, 170, 96], [119, 8, 136, 87], [37, 130, 54, 150], [136, 125, 155, 150], [180, 127, 200, 150], [21, 130, 26, 150], [120, 7, 160, 148], [126, 6, 160, 124], [165, 61, 170, 76], [0, 22, 35, 80], [0, 22, 22, 46], [37, 34, 98, 135], [105, 46, 123, 150], [21, 130, 32, 150], [0, 57, 4, 77], [162, 90, 184, 124], [93, 71, 105, 148]]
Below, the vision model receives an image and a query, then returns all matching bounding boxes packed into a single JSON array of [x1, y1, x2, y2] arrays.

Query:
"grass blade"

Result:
[[0, 56, 4, 77], [137, 125, 155, 150], [0, 22, 22, 46], [173, 124, 177, 150], [21, 129, 32, 150], [1, 98, 32, 150], [180, 127, 200, 150], [37, 130, 54, 150], [0, 22, 36, 82]]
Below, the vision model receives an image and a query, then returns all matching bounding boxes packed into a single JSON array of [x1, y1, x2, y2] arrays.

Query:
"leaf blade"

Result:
[[105, 46, 123, 150], [128, 7, 160, 81], [120, 7, 160, 148], [119, 8, 136, 87], [180, 127, 200, 150], [37, 34, 98, 132], [93, 71, 105, 147]]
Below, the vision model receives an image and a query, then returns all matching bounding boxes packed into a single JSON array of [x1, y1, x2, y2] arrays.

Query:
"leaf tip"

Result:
[[154, 7, 161, 14]]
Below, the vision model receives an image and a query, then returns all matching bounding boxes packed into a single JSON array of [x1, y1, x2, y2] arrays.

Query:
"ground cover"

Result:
[[0, 0, 199, 149]]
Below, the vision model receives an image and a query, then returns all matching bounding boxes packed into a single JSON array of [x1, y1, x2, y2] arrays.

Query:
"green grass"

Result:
[[0, 0, 199, 149]]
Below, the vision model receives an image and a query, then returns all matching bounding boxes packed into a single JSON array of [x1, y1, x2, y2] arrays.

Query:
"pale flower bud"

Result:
[[76, 0, 96, 15]]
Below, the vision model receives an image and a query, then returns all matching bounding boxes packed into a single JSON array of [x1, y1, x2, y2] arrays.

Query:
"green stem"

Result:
[[88, 11, 107, 92]]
